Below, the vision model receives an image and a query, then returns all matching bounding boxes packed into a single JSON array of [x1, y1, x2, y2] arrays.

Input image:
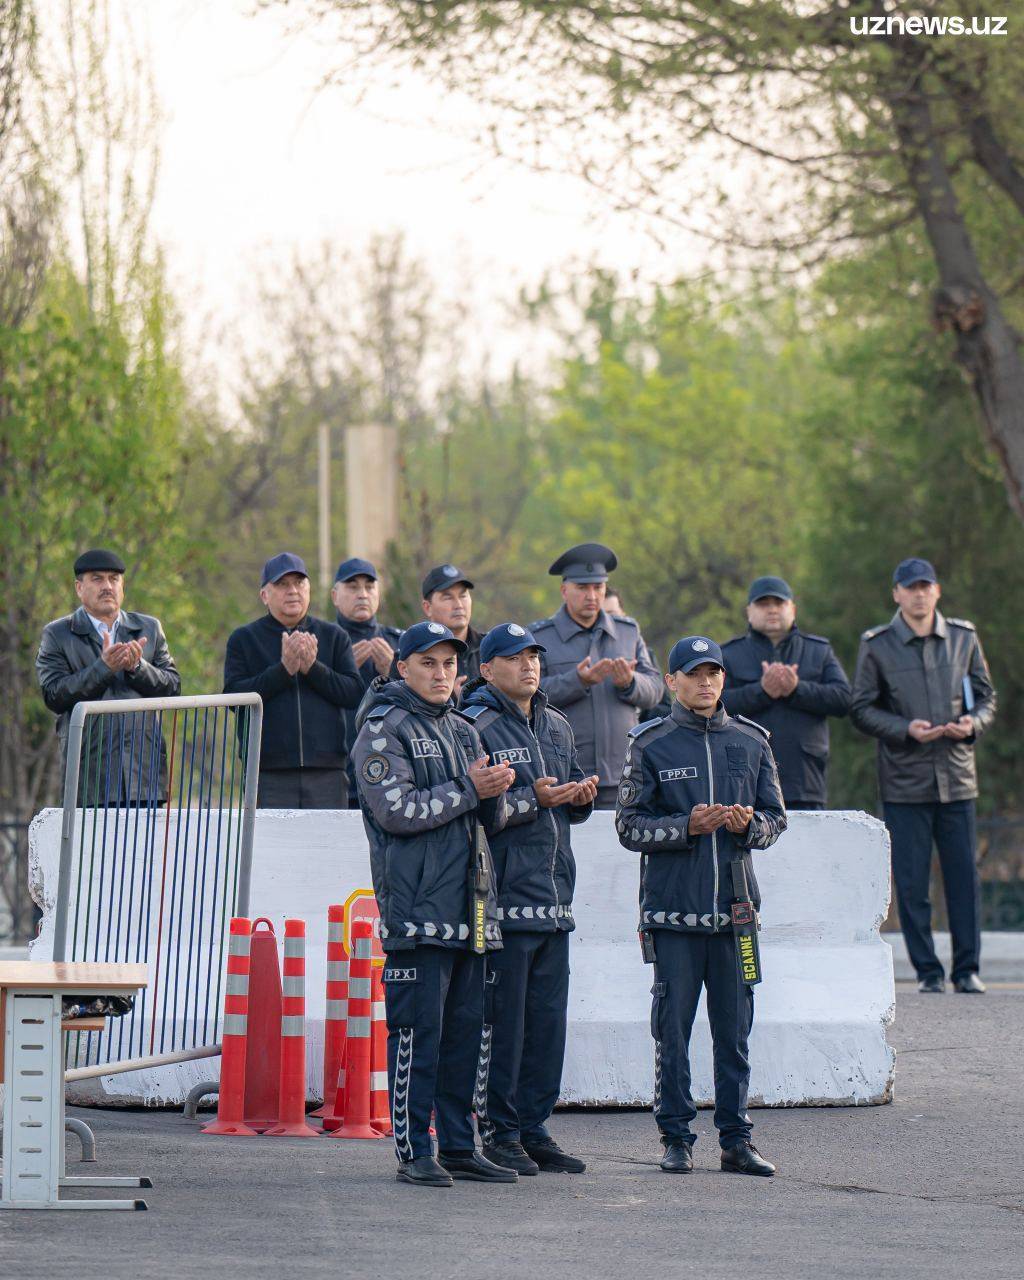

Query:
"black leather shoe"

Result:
[[954, 974, 986, 993], [721, 1143, 775, 1177], [659, 1141, 694, 1174], [396, 1155, 453, 1187], [439, 1150, 519, 1182], [522, 1137, 586, 1173], [918, 975, 946, 993], [481, 1141, 540, 1175]]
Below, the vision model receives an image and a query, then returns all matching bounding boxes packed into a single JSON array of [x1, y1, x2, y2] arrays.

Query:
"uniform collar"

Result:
[[669, 700, 727, 732], [337, 614, 378, 641], [892, 608, 947, 644], [747, 623, 797, 647], [553, 602, 613, 641]]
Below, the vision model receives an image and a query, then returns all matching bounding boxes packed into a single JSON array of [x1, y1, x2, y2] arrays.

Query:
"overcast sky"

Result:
[[141, 0, 704, 356]]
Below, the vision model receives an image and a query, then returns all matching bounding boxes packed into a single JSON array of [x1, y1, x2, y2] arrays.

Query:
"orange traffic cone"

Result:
[[326, 921, 383, 1139], [264, 919, 319, 1138], [370, 966, 392, 1136], [312, 905, 347, 1121], [202, 918, 257, 1137], [243, 918, 282, 1133]]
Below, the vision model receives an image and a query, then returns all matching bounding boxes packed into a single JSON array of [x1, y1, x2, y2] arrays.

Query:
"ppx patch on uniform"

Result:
[[492, 747, 531, 766], [361, 754, 390, 784], [382, 967, 417, 983], [410, 737, 443, 759], [659, 766, 698, 782], [618, 778, 639, 805]]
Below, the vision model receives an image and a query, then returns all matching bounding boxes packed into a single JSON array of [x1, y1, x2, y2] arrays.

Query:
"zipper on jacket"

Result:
[[530, 716, 560, 917], [704, 717, 718, 931], [292, 629, 305, 768]]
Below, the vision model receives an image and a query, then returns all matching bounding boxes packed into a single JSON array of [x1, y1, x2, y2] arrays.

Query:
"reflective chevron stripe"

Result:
[[392, 1028, 414, 1162]]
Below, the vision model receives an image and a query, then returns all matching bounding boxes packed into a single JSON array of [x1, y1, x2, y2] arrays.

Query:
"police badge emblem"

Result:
[[692, 639, 710, 652], [618, 778, 638, 805], [361, 753, 389, 784]]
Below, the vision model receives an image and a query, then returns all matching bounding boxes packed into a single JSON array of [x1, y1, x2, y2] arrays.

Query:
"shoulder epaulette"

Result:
[[947, 617, 976, 631], [528, 616, 555, 631], [457, 703, 488, 722], [365, 704, 406, 727], [801, 632, 830, 645], [734, 714, 770, 741], [628, 717, 663, 739], [861, 624, 890, 641]]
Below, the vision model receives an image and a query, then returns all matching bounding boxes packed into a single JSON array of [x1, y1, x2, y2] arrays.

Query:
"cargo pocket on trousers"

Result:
[[382, 966, 421, 1031], [650, 980, 667, 1041], [483, 966, 501, 1025]]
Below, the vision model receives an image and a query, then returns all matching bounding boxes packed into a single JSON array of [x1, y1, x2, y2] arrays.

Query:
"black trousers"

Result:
[[382, 945, 485, 1161], [256, 767, 348, 809], [476, 930, 570, 1146], [651, 930, 753, 1150], [884, 799, 980, 982]]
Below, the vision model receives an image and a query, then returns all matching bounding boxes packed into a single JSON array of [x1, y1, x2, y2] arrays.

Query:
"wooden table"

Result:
[[1, 962, 151, 1211]]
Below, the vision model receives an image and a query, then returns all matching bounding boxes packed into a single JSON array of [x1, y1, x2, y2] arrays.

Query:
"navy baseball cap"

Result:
[[261, 552, 309, 587], [398, 621, 468, 662], [480, 622, 547, 664], [748, 575, 793, 603], [334, 557, 378, 583], [893, 557, 938, 587], [421, 563, 474, 598], [668, 636, 726, 675], [74, 549, 126, 576]]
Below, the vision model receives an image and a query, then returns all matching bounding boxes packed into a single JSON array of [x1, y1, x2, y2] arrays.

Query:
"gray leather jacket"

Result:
[[36, 607, 180, 801], [530, 605, 663, 787], [850, 610, 996, 803]]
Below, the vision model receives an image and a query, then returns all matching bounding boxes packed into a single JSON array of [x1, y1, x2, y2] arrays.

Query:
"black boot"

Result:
[[481, 1140, 540, 1175], [953, 974, 985, 993], [659, 1141, 694, 1174], [439, 1150, 519, 1182], [721, 1143, 775, 1177], [396, 1155, 454, 1188], [918, 975, 946, 993], [522, 1136, 586, 1173]]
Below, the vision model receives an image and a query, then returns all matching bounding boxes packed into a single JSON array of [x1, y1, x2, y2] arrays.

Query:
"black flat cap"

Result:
[[422, 563, 474, 598], [74, 549, 126, 576], [548, 542, 617, 583]]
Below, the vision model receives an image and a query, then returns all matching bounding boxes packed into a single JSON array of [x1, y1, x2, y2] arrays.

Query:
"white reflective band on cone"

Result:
[[223, 1013, 248, 1036], [228, 934, 251, 956], [372, 1000, 385, 1018], [347, 1015, 371, 1038], [354, 936, 372, 959], [281, 1015, 305, 1036], [326, 999, 347, 1020], [225, 974, 249, 996], [327, 961, 348, 981], [348, 977, 371, 1000], [370, 1071, 388, 1091], [284, 938, 305, 959], [282, 976, 304, 997]]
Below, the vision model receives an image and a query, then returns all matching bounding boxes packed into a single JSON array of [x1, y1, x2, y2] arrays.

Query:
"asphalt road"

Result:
[[3, 985, 1022, 1280]]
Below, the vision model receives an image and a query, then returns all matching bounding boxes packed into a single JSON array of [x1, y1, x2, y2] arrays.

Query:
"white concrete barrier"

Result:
[[28, 807, 895, 1108]]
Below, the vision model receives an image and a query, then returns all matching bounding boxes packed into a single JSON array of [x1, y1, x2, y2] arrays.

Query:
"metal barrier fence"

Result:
[[52, 694, 262, 1071], [0, 820, 35, 944]]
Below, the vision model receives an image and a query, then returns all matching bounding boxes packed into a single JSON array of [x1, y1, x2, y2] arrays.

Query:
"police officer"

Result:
[[352, 620, 518, 1188], [851, 559, 996, 994], [420, 564, 485, 695], [36, 548, 181, 802], [459, 623, 599, 1176], [721, 576, 851, 809], [224, 553, 364, 808], [532, 543, 662, 808], [331, 557, 403, 806], [616, 637, 786, 1177]]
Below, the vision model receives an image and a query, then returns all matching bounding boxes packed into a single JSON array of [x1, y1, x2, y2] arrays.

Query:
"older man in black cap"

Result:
[[419, 563, 485, 696], [224, 552, 364, 808], [721, 576, 851, 810], [332, 556, 404, 806], [851, 558, 997, 994], [531, 543, 662, 808], [36, 549, 181, 801]]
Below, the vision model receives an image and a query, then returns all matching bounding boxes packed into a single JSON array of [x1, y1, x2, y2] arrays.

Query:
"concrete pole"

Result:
[[318, 423, 331, 599], [345, 423, 398, 572]]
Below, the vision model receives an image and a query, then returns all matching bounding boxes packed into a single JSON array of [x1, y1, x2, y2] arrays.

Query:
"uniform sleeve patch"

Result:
[[618, 778, 639, 806], [361, 753, 390, 784]]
